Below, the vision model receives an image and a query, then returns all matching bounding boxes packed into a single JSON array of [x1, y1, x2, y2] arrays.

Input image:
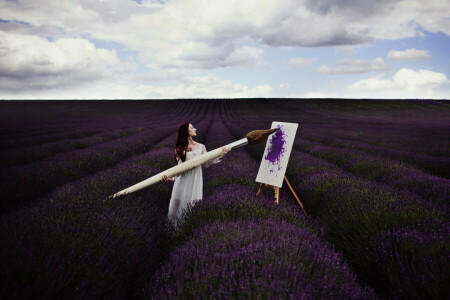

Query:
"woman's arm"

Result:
[[202, 144, 226, 168], [161, 150, 182, 182]]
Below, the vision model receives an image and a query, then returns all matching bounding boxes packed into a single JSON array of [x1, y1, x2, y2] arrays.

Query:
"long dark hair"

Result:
[[174, 122, 190, 163]]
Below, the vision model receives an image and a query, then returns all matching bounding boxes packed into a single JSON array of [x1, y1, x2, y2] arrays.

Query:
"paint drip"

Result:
[[264, 125, 287, 175]]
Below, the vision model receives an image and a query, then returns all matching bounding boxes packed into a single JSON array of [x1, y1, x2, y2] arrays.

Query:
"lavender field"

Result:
[[1, 99, 449, 299]]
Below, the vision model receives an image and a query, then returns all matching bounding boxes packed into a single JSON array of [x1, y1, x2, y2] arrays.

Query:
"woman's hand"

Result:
[[161, 174, 173, 182], [218, 146, 229, 159]]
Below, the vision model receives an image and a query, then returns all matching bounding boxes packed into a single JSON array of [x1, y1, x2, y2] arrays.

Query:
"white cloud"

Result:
[[141, 75, 274, 98], [1, 0, 449, 71], [137, 69, 185, 82], [348, 68, 450, 98], [279, 83, 290, 89], [289, 57, 317, 69], [0, 0, 145, 33], [349, 78, 397, 91], [318, 58, 389, 74], [335, 46, 357, 54], [387, 48, 432, 61], [160, 43, 264, 69], [0, 31, 119, 91], [1, 73, 273, 99]]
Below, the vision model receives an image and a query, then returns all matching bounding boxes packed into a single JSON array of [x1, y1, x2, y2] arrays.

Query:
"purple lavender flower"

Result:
[[147, 218, 376, 299]]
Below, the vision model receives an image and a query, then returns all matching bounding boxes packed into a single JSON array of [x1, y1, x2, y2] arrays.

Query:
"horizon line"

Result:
[[0, 97, 449, 101]]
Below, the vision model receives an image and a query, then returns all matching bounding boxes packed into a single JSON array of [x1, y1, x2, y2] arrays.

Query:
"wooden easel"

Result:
[[256, 176, 306, 213]]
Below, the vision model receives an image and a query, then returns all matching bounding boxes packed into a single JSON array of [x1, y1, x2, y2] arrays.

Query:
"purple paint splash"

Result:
[[264, 125, 287, 175]]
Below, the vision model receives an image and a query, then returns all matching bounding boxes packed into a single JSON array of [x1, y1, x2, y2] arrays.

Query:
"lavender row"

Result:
[[0, 100, 187, 150], [0, 127, 143, 167], [226, 99, 449, 162], [299, 125, 449, 158], [0, 125, 172, 213], [171, 183, 322, 246], [286, 100, 450, 160], [0, 120, 104, 141], [147, 218, 376, 300], [316, 112, 444, 164], [292, 114, 449, 156], [0, 118, 139, 150], [1, 126, 109, 150], [297, 128, 450, 178], [367, 219, 450, 299], [296, 127, 449, 159], [290, 150, 449, 299], [301, 142, 450, 205]]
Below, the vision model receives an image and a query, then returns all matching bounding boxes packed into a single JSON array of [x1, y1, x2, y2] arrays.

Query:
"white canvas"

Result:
[[255, 121, 298, 187]]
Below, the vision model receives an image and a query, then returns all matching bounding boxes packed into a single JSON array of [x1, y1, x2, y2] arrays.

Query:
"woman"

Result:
[[161, 122, 228, 227]]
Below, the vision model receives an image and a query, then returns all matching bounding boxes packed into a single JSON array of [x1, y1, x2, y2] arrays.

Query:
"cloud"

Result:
[[289, 57, 317, 69], [159, 43, 264, 69], [309, 0, 450, 40], [334, 46, 357, 54], [304, 0, 398, 15], [387, 48, 432, 61], [128, 0, 372, 68], [0, 0, 146, 31], [1, 72, 273, 99], [137, 69, 185, 82], [318, 58, 389, 74], [348, 68, 449, 97], [0, 31, 119, 91], [136, 75, 273, 98], [2, 0, 449, 71]]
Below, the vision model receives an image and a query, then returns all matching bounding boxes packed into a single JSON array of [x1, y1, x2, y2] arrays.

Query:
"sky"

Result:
[[0, 0, 449, 100]]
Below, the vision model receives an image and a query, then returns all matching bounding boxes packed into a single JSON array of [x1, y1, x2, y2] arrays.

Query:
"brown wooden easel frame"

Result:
[[256, 176, 306, 213]]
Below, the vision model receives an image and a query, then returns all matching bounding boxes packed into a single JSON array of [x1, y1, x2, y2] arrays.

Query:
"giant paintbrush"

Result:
[[106, 128, 278, 200]]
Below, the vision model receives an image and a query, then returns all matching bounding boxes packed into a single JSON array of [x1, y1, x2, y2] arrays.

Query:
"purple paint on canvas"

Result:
[[264, 125, 287, 174]]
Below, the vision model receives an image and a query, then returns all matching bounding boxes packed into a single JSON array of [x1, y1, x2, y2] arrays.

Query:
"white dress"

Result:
[[167, 142, 221, 226]]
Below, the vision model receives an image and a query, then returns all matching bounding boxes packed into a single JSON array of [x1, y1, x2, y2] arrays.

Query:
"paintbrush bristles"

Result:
[[245, 128, 278, 144]]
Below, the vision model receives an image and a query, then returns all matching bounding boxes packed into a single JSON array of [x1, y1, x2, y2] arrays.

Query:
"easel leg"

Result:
[[284, 176, 306, 213], [256, 183, 279, 205], [274, 186, 279, 205], [256, 178, 306, 213], [256, 183, 267, 196]]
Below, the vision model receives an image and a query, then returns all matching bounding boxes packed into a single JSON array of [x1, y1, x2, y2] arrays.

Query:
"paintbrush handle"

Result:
[[108, 144, 233, 199], [228, 138, 249, 149]]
